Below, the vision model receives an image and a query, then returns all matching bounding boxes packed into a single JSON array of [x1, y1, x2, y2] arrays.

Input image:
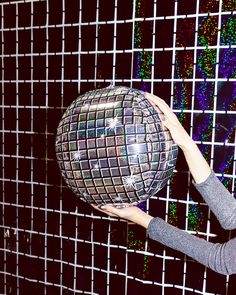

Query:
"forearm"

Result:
[[148, 217, 236, 275], [181, 139, 211, 184]]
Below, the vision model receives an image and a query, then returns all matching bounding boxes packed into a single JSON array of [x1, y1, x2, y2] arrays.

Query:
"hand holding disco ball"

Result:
[[55, 86, 178, 205]]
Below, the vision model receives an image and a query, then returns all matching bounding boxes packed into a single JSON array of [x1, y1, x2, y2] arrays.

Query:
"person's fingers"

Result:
[[145, 92, 169, 107], [91, 204, 104, 214], [148, 99, 162, 114], [146, 97, 168, 125], [145, 92, 172, 115], [92, 204, 119, 217], [145, 92, 163, 101], [101, 204, 126, 216]]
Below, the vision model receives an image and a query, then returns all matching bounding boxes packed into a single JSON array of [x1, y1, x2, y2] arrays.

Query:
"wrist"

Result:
[[131, 210, 154, 228], [180, 138, 196, 153]]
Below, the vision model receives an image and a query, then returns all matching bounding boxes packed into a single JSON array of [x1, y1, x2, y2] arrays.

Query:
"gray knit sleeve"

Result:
[[147, 217, 236, 275], [192, 170, 236, 230]]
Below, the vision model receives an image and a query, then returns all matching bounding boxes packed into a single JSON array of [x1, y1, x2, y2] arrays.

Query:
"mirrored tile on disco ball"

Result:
[[101, 169, 110, 177], [82, 170, 92, 179], [56, 85, 178, 205], [112, 177, 122, 185], [73, 171, 82, 179], [97, 187, 106, 194], [87, 129, 96, 138], [110, 168, 120, 177], [91, 169, 101, 178], [78, 130, 86, 140], [66, 171, 74, 179], [84, 179, 94, 187], [120, 166, 130, 176], [76, 180, 85, 188], [128, 155, 138, 165], [87, 120, 95, 129], [106, 186, 116, 193], [68, 131, 76, 141], [62, 152, 69, 160], [107, 147, 117, 157], [87, 138, 96, 148], [99, 158, 109, 168], [108, 158, 118, 166], [88, 112, 96, 120], [98, 148, 107, 158], [80, 160, 89, 169], [88, 149, 97, 159], [106, 137, 115, 147], [124, 116, 133, 124], [140, 163, 149, 172], [103, 178, 113, 186], [64, 161, 72, 170]]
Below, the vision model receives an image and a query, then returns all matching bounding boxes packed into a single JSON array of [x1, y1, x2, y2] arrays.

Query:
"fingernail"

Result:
[[100, 205, 107, 210]]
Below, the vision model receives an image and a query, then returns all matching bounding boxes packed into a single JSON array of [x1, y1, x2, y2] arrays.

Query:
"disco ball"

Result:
[[55, 85, 178, 205]]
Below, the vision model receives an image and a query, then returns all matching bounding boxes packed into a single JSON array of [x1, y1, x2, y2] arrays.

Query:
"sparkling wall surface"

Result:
[[1, 0, 236, 294]]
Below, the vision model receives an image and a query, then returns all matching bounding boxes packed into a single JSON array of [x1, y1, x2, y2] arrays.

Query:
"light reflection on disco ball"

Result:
[[55, 86, 178, 205]]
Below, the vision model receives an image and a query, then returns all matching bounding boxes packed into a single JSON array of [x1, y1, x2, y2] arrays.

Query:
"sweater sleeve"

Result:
[[147, 217, 236, 275], [192, 170, 236, 230]]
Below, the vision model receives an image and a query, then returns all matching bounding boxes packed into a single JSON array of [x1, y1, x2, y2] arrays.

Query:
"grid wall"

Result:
[[1, 0, 236, 294]]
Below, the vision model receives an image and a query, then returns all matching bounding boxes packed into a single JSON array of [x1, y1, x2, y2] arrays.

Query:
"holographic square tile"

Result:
[[100, 158, 108, 168], [124, 116, 133, 124], [106, 137, 115, 147], [67, 133, 75, 142], [66, 171, 74, 179], [78, 130, 86, 139], [97, 187, 106, 194], [96, 127, 105, 137], [88, 188, 97, 194], [88, 112, 96, 121], [98, 148, 107, 158], [120, 166, 130, 176], [105, 109, 114, 118], [107, 147, 116, 157], [64, 161, 71, 170], [80, 160, 89, 169], [128, 155, 139, 165], [63, 152, 69, 160], [73, 171, 81, 179], [118, 157, 128, 166], [82, 170, 91, 179], [104, 178, 113, 186], [88, 149, 97, 159], [115, 185, 124, 193], [108, 158, 118, 166], [111, 168, 120, 176], [105, 187, 116, 194], [87, 120, 95, 129], [113, 177, 122, 185], [70, 122, 78, 131], [87, 139, 95, 148], [101, 169, 110, 177]]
